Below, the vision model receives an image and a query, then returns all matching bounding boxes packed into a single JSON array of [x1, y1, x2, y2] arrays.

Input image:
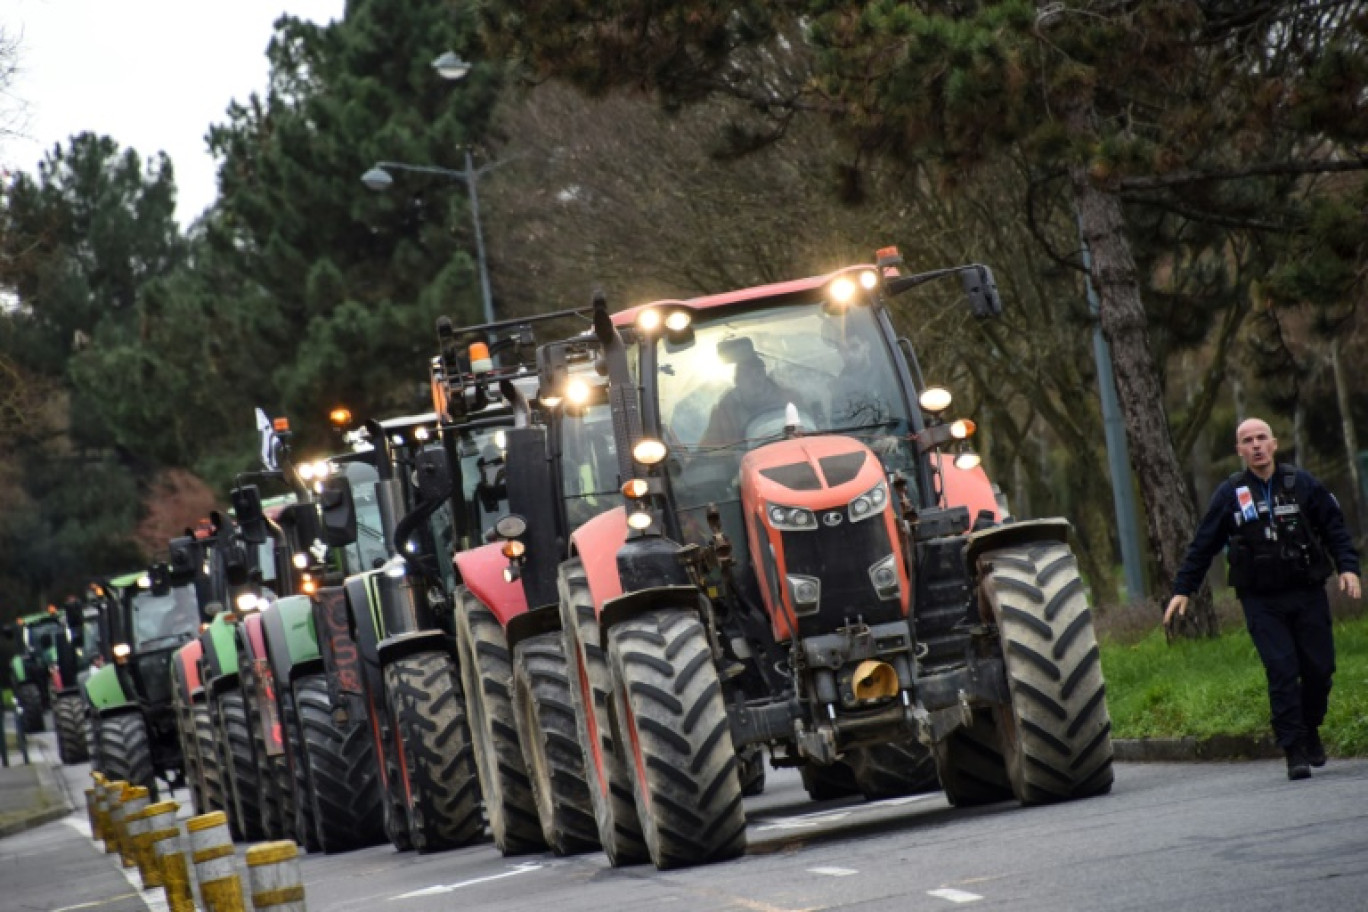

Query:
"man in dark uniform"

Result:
[[700, 337, 807, 446], [1164, 418, 1361, 780]]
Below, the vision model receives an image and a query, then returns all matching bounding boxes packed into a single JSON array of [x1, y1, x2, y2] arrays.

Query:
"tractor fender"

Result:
[[568, 506, 628, 613], [173, 640, 204, 704], [83, 662, 131, 713], [964, 518, 1072, 573], [505, 604, 561, 655], [204, 613, 240, 679], [343, 573, 387, 700], [941, 461, 1001, 525], [376, 629, 453, 667], [240, 612, 269, 663], [261, 595, 322, 688], [598, 586, 707, 650], [9, 655, 26, 685], [454, 542, 529, 628], [49, 664, 64, 692]]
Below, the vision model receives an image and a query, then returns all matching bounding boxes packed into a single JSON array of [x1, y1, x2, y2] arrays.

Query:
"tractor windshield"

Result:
[[658, 299, 915, 518], [341, 461, 389, 575], [131, 584, 200, 650], [560, 400, 623, 531], [454, 424, 512, 548]]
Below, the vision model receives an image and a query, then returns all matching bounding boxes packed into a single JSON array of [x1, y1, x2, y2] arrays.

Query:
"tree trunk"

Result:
[[1330, 336, 1366, 528], [1063, 104, 1217, 638]]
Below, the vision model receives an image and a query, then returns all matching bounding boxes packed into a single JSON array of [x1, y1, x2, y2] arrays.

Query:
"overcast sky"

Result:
[[3, 0, 345, 228]]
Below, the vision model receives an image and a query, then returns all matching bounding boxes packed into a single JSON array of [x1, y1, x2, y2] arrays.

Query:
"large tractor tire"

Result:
[[85, 708, 101, 773], [455, 591, 545, 855], [250, 704, 290, 841], [512, 631, 599, 856], [382, 651, 484, 853], [193, 704, 227, 814], [279, 688, 320, 852], [97, 713, 157, 800], [294, 674, 385, 853], [978, 540, 1114, 804], [846, 738, 941, 800], [16, 681, 45, 733], [558, 558, 647, 866], [54, 694, 89, 763], [220, 690, 267, 841], [933, 708, 1014, 807], [800, 760, 860, 802], [607, 609, 747, 870], [172, 703, 205, 815]]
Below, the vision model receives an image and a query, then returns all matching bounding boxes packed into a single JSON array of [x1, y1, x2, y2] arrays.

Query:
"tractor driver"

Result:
[[699, 337, 809, 447]]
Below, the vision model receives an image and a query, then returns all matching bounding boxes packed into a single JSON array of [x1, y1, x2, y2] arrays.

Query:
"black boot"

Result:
[[1304, 729, 1327, 768], [1286, 745, 1312, 781]]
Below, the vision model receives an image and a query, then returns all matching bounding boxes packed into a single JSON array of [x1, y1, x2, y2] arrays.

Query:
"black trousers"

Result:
[[1240, 586, 1336, 749]]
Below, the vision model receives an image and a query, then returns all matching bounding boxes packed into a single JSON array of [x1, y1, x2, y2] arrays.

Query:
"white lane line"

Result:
[[392, 862, 544, 899], [928, 888, 984, 903], [808, 866, 858, 877]]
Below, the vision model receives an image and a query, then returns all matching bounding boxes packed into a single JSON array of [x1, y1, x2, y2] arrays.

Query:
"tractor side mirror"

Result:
[[149, 563, 172, 597], [415, 447, 452, 502], [319, 476, 358, 547], [168, 535, 200, 584], [232, 485, 268, 545], [963, 265, 1002, 319]]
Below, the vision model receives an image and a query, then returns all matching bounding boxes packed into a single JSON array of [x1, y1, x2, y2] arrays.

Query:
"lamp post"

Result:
[[362, 153, 495, 326]]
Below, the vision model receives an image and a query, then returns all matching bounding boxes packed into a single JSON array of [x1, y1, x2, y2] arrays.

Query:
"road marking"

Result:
[[64, 817, 171, 912], [928, 888, 984, 903], [392, 863, 543, 899], [754, 793, 935, 832], [808, 866, 858, 877], [52, 896, 142, 912]]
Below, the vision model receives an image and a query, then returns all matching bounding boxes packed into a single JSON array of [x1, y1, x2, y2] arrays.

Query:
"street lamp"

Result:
[[362, 155, 495, 326], [431, 51, 471, 81]]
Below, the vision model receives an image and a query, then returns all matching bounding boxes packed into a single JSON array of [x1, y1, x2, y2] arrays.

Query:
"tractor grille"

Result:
[[782, 518, 902, 638]]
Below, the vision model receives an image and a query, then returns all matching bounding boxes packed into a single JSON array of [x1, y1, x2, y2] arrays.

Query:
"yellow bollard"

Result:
[[117, 785, 149, 869], [188, 811, 245, 912], [151, 821, 195, 912], [134, 801, 179, 890], [101, 780, 126, 855], [247, 841, 306, 912], [125, 807, 153, 885]]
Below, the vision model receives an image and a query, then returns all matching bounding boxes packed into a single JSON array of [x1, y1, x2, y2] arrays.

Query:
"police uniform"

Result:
[[1172, 464, 1360, 753]]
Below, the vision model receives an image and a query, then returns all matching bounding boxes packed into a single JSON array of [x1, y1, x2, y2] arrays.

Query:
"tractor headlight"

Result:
[[566, 378, 592, 406], [787, 575, 821, 616], [633, 438, 667, 466], [848, 481, 889, 523], [626, 510, 654, 531], [664, 310, 692, 332], [767, 503, 817, 531], [868, 554, 901, 601]]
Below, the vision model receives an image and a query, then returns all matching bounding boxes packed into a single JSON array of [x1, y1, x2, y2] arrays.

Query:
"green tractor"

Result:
[[4, 608, 64, 733], [83, 563, 201, 798], [50, 593, 105, 762]]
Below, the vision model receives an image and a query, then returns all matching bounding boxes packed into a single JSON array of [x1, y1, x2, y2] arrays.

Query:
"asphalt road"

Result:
[[17, 743, 1365, 912]]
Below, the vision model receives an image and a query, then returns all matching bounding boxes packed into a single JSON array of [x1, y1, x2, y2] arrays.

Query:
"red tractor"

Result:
[[554, 249, 1114, 869]]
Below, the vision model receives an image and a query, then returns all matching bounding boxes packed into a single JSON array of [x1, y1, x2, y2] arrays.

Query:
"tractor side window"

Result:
[[132, 585, 199, 648], [560, 402, 622, 530], [342, 462, 388, 575]]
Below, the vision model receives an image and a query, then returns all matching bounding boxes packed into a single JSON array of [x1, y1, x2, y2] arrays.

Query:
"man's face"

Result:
[[1236, 420, 1278, 474]]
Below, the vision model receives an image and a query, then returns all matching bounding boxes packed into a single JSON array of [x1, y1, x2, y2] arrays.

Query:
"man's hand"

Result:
[[1341, 572, 1362, 600], [1163, 595, 1189, 628]]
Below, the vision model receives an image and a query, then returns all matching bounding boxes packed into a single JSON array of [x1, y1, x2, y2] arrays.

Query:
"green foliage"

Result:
[[1102, 616, 1368, 757]]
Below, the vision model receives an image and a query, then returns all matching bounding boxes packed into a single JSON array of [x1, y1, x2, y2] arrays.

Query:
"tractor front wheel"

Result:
[[220, 690, 266, 841], [512, 631, 599, 856], [933, 708, 1013, 807], [455, 591, 544, 855], [382, 652, 483, 853], [16, 682, 45, 733], [558, 558, 647, 866], [193, 703, 227, 814], [978, 540, 1114, 804], [608, 609, 746, 870], [295, 675, 385, 853], [97, 713, 157, 800], [54, 694, 89, 763]]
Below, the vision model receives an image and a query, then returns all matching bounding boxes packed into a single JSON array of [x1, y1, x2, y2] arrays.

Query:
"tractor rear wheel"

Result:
[[608, 609, 746, 870], [193, 703, 227, 814], [933, 708, 1013, 807], [16, 682, 45, 733], [512, 631, 599, 856], [98, 713, 157, 800], [220, 690, 266, 841], [558, 558, 647, 866], [978, 540, 1114, 804], [455, 591, 544, 855], [279, 688, 320, 852], [295, 674, 385, 853], [800, 760, 860, 802], [382, 651, 484, 853], [54, 694, 89, 763], [845, 738, 941, 800]]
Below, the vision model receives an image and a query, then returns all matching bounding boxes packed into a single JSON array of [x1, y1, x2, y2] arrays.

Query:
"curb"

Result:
[[0, 804, 70, 839], [1112, 735, 1282, 762], [0, 735, 76, 839]]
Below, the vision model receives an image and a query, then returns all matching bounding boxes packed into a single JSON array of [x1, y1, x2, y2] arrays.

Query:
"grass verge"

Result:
[[1101, 611, 1368, 756]]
